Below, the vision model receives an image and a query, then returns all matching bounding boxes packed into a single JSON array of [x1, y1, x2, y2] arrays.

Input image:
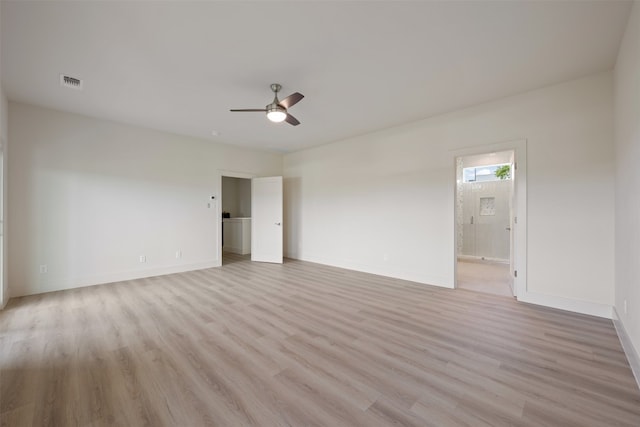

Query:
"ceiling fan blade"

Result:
[[279, 92, 304, 109], [285, 114, 300, 126], [230, 109, 267, 112]]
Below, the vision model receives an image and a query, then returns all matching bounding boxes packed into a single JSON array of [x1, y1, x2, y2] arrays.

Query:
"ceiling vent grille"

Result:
[[60, 74, 83, 90]]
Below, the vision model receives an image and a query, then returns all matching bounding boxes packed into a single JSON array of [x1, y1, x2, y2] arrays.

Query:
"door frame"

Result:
[[451, 139, 527, 298], [217, 170, 255, 266]]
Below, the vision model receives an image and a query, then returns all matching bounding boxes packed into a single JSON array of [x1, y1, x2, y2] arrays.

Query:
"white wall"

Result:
[[0, 0, 9, 308], [284, 72, 615, 312], [614, 1, 640, 372], [222, 176, 238, 216], [237, 178, 251, 217], [8, 102, 282, 297], [0, 87, 6, 143], [222, 177, 251, 218], [1, 91, 6, 309]]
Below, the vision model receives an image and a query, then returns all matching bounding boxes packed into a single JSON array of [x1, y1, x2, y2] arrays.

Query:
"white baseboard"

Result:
[[73, 261, 219, 288], [11, 261, 219, 298], [286, 252, 453, 289], [612, 306, 640, 390], [287, 253, 615, 320], [517, 290, 612, 319]]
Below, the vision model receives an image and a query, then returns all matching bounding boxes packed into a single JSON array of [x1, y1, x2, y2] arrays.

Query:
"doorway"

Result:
[[455, 150, 515, 297], [221, 176, 252, 264]]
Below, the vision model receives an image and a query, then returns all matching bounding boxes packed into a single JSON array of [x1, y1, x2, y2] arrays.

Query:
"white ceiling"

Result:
[[1, 1, 632, 153]]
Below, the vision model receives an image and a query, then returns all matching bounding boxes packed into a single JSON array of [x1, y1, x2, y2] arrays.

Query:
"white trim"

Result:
[[12, 261, 218, 297], [517, 290, 612, 319], [613, 306, 640, 390], [219, 170, 255, 180], [289, 252, 453, 289], [72, 261, 219, 288]]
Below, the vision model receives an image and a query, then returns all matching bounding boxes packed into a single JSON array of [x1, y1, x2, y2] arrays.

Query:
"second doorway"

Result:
[[222, 176, 252, 264]]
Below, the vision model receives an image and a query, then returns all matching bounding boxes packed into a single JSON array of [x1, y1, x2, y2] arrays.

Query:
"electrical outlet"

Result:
[[624, 299, 628, 315], [176, 250, 182, 259], [139, 255, 146, 263], [39, 265, 48, 274]]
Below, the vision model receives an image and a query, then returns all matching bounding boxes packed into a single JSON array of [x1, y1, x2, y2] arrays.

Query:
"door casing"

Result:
[[451, 140, 527, 297]]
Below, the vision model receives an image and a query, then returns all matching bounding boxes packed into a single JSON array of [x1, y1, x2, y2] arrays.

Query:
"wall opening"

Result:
[[221, 176, 252, 265], [455, 150, 515, 297]]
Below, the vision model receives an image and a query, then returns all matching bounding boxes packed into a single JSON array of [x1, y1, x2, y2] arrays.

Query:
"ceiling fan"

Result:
[[230, 83, 304, 126]]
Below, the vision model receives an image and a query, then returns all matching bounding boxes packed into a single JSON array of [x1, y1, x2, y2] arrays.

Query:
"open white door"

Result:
[[251, 176, 283, 263]]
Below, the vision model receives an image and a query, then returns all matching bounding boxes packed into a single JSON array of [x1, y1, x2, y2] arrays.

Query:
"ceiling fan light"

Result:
[[266, 106, 287, 123]]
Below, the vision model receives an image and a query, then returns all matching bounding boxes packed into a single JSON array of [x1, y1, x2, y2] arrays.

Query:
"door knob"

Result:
[[275, 222, 281, 226], [506, 227, 511, 231]]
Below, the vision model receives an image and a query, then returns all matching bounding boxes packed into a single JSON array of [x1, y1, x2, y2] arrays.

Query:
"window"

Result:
[[462, 163, 511, 183]]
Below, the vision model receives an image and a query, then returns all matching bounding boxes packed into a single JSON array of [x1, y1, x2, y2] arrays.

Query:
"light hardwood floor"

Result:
[[1, 253, 639, 426], [457, 260, 513, 297]]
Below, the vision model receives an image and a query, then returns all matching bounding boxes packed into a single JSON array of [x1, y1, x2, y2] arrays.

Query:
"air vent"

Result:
[[60, 74, 83, 90]]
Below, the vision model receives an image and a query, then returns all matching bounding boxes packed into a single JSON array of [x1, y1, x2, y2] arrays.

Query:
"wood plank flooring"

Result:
[[457, 260, 513, 297], [1, 253, 639, 426]]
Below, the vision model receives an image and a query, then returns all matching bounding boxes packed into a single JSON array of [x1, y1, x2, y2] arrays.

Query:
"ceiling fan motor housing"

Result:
[[266, 103, 287, 122], [267, 104, 286, 114]]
